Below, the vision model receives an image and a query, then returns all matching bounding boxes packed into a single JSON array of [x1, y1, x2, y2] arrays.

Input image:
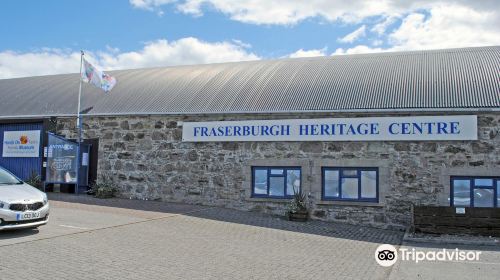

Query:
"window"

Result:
[[451, 177, 500, 208], [252, 167, 301, 198], [322, 167, 378, 202]]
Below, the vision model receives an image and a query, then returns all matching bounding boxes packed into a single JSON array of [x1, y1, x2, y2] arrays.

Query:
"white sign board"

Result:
[[82, 152, 89, 167], [182, 115, 477, 142], [2, 130, 41, 157]]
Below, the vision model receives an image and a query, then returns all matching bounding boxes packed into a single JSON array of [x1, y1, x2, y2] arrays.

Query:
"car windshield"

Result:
[[0, 168, 23, 184]]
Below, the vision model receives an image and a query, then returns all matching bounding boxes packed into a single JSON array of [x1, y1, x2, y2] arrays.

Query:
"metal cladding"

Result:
[[0, 46, 498, 118]]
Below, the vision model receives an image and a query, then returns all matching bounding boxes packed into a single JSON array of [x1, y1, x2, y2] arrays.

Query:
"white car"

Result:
[[0, 167, 49, 230]]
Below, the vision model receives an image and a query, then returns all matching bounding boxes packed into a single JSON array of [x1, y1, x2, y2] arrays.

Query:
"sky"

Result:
[[0, 0, 499, 79]]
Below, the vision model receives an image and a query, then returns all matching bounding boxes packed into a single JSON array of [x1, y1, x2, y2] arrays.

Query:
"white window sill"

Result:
[[316, 200, 384, 207]]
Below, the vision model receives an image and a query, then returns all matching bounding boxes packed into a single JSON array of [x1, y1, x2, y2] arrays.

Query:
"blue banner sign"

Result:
[[182, 115, 477, 142]]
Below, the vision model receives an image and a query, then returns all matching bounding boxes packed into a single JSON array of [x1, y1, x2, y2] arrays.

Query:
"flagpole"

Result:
[[76, 50, 84, 196]]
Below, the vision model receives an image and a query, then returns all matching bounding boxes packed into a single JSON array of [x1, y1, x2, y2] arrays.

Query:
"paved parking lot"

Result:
[[0, 194, 499, 279]]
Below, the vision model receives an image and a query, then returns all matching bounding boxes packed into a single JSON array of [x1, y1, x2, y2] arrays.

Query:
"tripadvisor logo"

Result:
[[375, 244, 482, 267], [375, 244, 398, 267]]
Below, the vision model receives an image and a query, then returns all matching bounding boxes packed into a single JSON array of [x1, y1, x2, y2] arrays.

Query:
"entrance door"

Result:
[[84, 138, 99, 186]]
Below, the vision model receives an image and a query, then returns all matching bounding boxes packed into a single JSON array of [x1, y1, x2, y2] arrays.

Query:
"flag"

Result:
[[81, 58, 117, 92]]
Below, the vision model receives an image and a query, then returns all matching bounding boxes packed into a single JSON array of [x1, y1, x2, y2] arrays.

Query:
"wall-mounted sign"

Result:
[[182, 115, 477, 142], [46, 134, 78, 184], [45, 133, 90, 186], [2, 130, 41, 157]]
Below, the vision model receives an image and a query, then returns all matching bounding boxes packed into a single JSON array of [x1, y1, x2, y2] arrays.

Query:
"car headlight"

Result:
[[0, 200, 7, 209]]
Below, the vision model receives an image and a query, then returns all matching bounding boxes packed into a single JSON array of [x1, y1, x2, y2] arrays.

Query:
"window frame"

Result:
[[450, 176, 500, 208], [251, 166, 302, 199], [321, 167, 379, 202]]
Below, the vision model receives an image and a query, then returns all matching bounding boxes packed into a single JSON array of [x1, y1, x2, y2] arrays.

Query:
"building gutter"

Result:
[[0, 107, 499, 120]]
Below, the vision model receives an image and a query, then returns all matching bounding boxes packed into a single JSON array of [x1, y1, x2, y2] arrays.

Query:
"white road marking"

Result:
[[58, 225, 90, 230]]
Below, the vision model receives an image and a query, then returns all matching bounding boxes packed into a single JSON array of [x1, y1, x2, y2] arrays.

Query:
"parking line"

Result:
[[58, 225, 90, 230]]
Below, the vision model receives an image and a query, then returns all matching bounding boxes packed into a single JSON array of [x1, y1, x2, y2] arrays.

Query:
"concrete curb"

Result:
[[403, 230, 500, 247]]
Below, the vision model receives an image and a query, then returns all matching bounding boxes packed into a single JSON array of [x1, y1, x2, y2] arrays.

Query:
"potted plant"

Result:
[[286, 188, 309, 222]]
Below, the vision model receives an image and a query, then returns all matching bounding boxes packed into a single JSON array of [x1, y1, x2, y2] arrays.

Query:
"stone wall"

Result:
[[56, 112, 500, 230]]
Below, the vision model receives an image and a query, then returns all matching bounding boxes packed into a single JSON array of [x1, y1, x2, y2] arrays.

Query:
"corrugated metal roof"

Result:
[[0, 46, 498, 118]]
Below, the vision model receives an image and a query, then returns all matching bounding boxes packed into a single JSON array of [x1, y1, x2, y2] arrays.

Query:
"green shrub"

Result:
[[25, 171, 42, 189], [89, 173, 118, 199]]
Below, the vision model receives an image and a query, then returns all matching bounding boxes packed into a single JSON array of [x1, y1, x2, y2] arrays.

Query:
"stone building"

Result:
[[0, 46, 499, 230]]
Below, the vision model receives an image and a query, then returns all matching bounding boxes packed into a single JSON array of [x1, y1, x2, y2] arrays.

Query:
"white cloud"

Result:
[[335, 3, 500, 54], [131, 0, 407, 24], [288, 48, 327, 58], [388, 4, 500, 51], [0, 37, 259, 79], [231, 39, 252, 49], [129, 0, 176, 11], [129, 0, 176, 16], [338, 25, 366, 43], [130, 0, 500, 55], [333, 45, 386, 55], [132, 1, 499, 25], [99, 37, 259, 70], [371, 40, 383, 47], [371, 16, 396, 35], [0, 50, 81, 80]]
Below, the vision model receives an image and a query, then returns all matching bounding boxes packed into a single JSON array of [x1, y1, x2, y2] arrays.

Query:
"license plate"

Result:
[[17, 212, 41, 221]]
